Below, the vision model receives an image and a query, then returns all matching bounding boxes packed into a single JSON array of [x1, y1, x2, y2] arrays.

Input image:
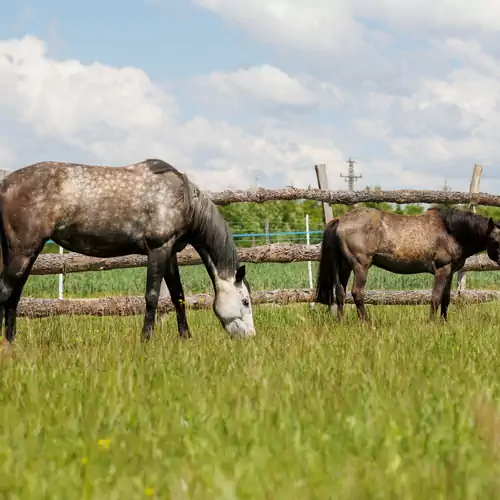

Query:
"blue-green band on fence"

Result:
[[47, 229, 323, 245]]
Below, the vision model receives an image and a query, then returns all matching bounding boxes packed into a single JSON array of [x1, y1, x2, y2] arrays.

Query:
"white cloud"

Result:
[[0, 35, 348, 191], [0, 36, 184, 164], [352, 0, 500, 34], [187, 65, 320, 113], [197, 0, 500, 48], [182, 38, 500, 188], [193, 0, 400, 92], [195, 0, 366, 57], [190, 0, 500, 185], [4, 38, 176, 138], [193, 0, 500, 94]]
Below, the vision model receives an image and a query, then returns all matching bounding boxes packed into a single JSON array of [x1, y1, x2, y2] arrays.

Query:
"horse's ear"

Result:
[[235, 265, 246, 283], [488, 218, 495, 234]]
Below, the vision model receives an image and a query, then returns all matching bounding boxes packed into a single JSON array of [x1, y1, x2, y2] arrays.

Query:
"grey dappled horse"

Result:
[[0, 159, 255, 343], [315, 206, 500, 322]]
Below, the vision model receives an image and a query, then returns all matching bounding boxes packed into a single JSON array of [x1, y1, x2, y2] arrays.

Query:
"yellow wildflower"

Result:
[[81, 457, 88, 465], [98, 438, 110, 449], [145, 487, 155, 496]]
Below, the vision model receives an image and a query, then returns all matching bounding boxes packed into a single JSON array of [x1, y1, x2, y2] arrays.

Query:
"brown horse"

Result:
[[315, 206, 500, 321], [0, 159, 255, 344]]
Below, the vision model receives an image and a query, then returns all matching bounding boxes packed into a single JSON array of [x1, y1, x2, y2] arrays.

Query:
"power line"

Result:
[[340, 157, 362, 191]]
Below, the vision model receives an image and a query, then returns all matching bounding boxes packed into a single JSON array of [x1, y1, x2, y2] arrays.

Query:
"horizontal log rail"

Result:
[[17, 288, 500, 318], [207, 187, 500, 207], [31, 244, 500, 276]]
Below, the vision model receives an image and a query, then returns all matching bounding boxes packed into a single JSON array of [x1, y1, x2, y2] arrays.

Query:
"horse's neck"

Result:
[[189, 226, 236, 287], [462, 240, 488, 259], [195, 246, 218, 287], [459, 223, 489, 258]]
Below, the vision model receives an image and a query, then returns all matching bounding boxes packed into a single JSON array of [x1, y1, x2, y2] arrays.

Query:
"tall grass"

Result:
[[5, 257, 500, 498], [1, 303, 500, 498]]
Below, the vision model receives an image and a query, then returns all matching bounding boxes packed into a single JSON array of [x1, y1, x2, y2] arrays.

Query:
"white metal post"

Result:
[[306, 215, 313, 290], [58, 245, 64, 300]]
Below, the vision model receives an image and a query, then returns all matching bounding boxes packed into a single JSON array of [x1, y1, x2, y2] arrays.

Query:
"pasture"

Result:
[[2, 262, 500, 498]]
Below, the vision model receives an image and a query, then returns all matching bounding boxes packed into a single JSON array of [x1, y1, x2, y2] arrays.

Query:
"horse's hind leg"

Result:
[[335, 259, 351, 320], [2, 252, 41, 343], [430, 265, 452, 321], [350, 261, 370, 322], [4, 274, 31, 343], [142, 243, 173, 342], [163, 254, 191, 339]]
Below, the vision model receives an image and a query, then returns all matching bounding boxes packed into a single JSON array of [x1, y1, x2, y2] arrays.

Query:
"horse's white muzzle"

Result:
[[225, 319, 256, 338]]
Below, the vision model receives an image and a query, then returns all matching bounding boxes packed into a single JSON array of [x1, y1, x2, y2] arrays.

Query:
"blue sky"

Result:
[[1, 1, 289, 133], [1, 1, 273, 79], [1, 1, 500, 193]]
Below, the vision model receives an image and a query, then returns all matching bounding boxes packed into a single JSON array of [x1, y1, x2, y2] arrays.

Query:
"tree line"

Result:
[[218, 185, 500, 247]]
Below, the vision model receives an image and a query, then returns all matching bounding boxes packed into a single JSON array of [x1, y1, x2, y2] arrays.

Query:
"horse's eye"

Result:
[[242, 299, 249, 307]]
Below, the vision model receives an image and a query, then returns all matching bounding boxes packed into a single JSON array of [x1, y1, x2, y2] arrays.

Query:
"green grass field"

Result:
[[3, 262, 500, 498]]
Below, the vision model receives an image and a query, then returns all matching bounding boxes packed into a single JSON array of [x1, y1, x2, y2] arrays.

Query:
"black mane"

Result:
[[187, 184, 239, 280], [433, 206, 490, 250], [146, 158, 179, 175], [147, 163, 244, 283]]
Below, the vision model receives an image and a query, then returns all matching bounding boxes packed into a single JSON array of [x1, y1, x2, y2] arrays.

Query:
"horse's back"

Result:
[[0, 159, 185, 202], [0, 159, 191, 257], [378, 210, 444, 263], [336, 207, 449, 273]]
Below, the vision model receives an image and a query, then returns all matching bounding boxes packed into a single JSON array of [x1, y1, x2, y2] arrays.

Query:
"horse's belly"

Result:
[[372, 255, 434, 274], [52, 228, 145, 257]]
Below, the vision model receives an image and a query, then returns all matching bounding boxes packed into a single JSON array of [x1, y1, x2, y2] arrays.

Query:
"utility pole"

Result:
[[340, 157, 362, 191]]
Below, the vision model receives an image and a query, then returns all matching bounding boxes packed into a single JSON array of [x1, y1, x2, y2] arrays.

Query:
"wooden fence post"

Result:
[[457, 164, 483, 293], [314, 164, 333, 225]]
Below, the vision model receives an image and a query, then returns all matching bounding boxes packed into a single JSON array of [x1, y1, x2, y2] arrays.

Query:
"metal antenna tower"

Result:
[[340, 157, 362, 191]]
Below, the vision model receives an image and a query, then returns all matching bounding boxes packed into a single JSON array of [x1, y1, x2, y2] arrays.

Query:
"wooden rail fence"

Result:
[[18, 185, 500, 318], [31, 243, 500, 276], [17, 289, 500, 319]]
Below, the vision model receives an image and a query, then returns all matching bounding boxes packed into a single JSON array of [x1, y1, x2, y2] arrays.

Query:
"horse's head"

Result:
[[213, 265, 255, 338], [486, 218, 500, 264]]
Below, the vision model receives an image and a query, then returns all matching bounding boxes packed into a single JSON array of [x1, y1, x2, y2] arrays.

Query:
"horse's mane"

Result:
[[186, 182, 240, 280], [432, 206, 490, 243], [144, 159, 243, 282]]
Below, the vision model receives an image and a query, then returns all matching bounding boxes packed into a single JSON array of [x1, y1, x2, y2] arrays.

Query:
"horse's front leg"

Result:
[[163, 254, 191, 339], [440, 274, 454, 321], [429, 265, 452, 321]]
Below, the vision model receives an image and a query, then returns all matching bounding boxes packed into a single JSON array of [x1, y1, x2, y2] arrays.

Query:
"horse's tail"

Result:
[[0, 198, 7, 277], [315, 218, 341, 306], [0, 196, 12, 302]]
